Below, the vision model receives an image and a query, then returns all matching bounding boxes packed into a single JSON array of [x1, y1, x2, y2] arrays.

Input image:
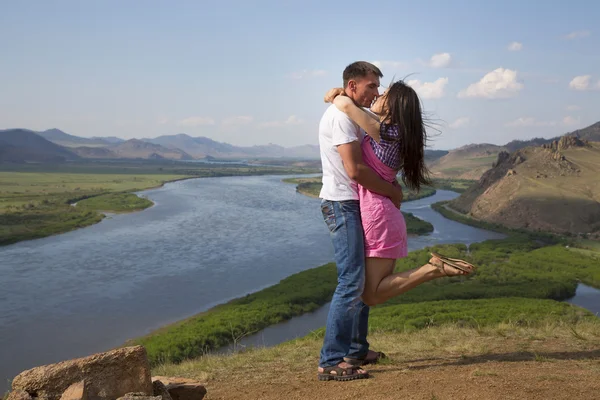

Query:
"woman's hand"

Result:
[[324, 87, 345, 103], [333, 95, 353, 111]]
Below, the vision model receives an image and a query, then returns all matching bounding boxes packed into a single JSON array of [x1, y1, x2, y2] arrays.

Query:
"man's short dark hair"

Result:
[[343, 61, 383, 88]]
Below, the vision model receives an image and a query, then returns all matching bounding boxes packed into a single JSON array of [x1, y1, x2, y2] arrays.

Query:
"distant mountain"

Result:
[[502, 122, 600, 153], [143, 134, 320, 159], [428, 143, 507, 180], [107, 139, 194, 160], [569, 121, 600, 142], [144, 134, 237, 157], [504, 137, 556, 153], [0, 129, 79, 163], [451, 135, 600, 235], [91, 136, 125, 144], [71, 146, 116, 159], [424, 149, 449, 163], [38, 129, 111, 148]]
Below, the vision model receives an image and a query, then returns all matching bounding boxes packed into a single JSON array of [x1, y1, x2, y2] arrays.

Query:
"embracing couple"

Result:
[[317, 61, 475, 381]]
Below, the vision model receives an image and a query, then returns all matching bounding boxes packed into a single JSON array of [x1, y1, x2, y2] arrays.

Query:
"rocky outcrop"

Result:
[[10, 346, 152, 400], [542, 135, 589, 152], [5, 347, 207, 400], [150, 377, 206, 400]]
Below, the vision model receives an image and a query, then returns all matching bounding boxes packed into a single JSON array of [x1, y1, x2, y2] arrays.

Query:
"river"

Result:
[[0, 175, 597, 392]]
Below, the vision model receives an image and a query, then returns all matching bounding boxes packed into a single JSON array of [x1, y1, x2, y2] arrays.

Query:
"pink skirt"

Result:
[[359, 137, 408, 259]]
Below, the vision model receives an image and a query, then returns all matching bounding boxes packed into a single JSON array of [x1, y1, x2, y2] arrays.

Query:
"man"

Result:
[[317, 61, 403, 381]]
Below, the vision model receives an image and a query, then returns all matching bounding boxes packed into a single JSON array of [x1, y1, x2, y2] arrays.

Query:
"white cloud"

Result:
[[289, 70, 326, 79], [284, 115, 303, 125], [428, 53, 452, 68], [507, 42, 523, 51], [177, 116, 215, 127], [566, 105, 580, 111], [563, 116, 581, 126], [259, 115, 304, 128], [569, 75, 592, 90], [221, 116, 254, 126], [157, 117, 170, 125], [407, 77, 448, 99], [505, 117, 557, 128], [458, 68, 523, 99], [565, 30, 591, 40], [449, 117, 470, 129]]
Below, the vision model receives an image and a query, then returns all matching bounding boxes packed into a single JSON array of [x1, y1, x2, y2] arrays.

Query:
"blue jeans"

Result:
[[319, 199, 370, 367]]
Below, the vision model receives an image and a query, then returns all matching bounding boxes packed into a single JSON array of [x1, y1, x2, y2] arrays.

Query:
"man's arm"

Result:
[[338, 141, 403, 207], [333, 96, 381, 143]]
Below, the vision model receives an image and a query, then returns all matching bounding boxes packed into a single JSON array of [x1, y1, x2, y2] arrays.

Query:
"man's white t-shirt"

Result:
[[318, 104, 365, 201]]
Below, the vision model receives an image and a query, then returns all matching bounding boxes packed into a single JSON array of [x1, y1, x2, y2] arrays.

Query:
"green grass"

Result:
[[76, 193, 153, 212], [403, 212, 434, 235], [369, 298, 595, 332]]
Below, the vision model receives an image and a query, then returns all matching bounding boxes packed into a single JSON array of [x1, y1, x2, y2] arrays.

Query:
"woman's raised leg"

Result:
[[361, 255, 473, 306]]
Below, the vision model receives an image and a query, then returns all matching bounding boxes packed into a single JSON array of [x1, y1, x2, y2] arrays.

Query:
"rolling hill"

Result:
[[428, 143, 507, 180], [144, 133, 321, 159], [450, 135, 600, 235], [103, 139, 194, 160], [38, 129, 111, 148], [0, 129, 80, 162]]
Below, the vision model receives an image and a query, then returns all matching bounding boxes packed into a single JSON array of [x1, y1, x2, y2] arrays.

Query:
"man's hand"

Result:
[[338, 142, 405, 209], [324, 87, 345, 103], [390, 184, 403, 209]]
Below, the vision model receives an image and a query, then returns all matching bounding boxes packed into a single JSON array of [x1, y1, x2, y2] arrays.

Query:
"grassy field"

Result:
[[0, 162, 319, 246], [128, 235, 600, 366]]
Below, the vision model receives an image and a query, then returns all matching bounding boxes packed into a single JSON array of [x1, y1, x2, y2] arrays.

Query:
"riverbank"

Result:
[[0, 162, 319, 246]]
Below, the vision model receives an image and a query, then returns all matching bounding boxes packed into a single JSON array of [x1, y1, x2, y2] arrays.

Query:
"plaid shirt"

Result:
[[369, 123, 401, 170]]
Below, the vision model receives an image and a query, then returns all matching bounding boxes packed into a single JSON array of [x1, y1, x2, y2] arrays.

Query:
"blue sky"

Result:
[[1, 0, 599, 149]]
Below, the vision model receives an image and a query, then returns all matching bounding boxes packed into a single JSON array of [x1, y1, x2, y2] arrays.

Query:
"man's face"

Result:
[[348, 73, 380, 107]]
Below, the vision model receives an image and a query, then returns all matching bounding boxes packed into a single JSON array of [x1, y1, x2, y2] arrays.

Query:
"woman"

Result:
[[324, 81, 475, 308]]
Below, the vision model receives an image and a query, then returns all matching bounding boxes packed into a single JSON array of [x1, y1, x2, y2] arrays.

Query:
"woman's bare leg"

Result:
[[361, 255, 472, 306]]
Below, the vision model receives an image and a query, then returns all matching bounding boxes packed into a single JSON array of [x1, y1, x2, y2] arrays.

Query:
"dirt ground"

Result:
[[201, 339, 600, 400]]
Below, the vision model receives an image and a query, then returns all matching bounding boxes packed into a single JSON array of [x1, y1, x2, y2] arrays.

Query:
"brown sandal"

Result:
[[318, 364, 369, 381], [430, 252, 476, 274]]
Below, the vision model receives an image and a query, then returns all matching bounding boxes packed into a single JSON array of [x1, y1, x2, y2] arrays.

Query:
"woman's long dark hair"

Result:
[[383, 80, 432, 192]]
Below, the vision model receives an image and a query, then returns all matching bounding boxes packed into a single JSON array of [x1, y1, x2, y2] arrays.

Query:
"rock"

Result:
[[11, 346, 152, 400], [116, 393, 161, 400], [151, 377, 206, 400], [152, 381, 172, 400], [6, 390, 33, 400], [507, 169, 516, 176], [59, 381, 87, 400]]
